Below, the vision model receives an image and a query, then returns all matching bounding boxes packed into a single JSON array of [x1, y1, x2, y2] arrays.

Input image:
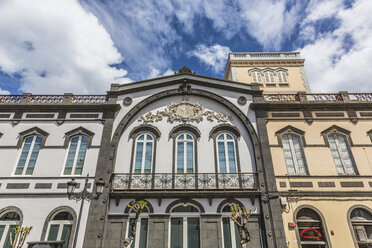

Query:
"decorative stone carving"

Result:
[[138, 100, 232, 123], [174, 66, 195, 75]]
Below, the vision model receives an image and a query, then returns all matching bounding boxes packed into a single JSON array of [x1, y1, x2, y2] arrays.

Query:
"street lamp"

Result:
[[66, 175, 105, 248]]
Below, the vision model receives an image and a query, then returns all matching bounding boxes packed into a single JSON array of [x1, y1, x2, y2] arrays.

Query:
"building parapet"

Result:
[[112, 173, 258, 191], [261, 92, 372, 103], [0, 93, 108, 104], [228, 52, 301, 61]]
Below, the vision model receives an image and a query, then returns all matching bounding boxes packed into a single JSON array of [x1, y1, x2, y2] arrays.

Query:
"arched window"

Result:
[[176, 134, 194, 173], [282, 134, 307, 175], [133, 134, 154, 174], [46, 211, 74, 248], [221, 204, 241, 248], [15, 135, 42, 175], [63, 135, 89, 175], [0, 211, 21, 248], [277, 71, 288, 84], [126, 206, 150, 248], [327, 133, 356, 175], [350, 208, 372, 246], [264, 71, 275, 84], [251, 71, 262, 84], [216, 133, 237, 173], [170, 204, 200, 248], [296, 208, 328, 248]]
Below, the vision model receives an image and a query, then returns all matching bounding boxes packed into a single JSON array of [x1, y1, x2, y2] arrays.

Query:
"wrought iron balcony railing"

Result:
[[112, 173, 258, 191]]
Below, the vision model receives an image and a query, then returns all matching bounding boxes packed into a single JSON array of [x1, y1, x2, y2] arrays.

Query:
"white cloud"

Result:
[[0, 89, 10, 94], [300, 0, 372, 92], [0, 0, 129, 94], [189, 44, 231, 73], [148, 68, 174, 78]]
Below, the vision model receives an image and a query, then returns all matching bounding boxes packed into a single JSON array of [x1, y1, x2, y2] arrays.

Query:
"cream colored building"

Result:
[[226, 52, 372, 248]]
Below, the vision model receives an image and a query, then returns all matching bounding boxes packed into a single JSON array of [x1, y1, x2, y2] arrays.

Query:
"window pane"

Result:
[[171, 218, 183, 248], [187, 218, 200, 248], [146, 134, 153, 140], [134, 142, 144, 173], [138, 134, 144, 140], [138, 218, 148, 248], [218, 134, 224, 140], [234, 223, 241, 246], [64, 138, 78, 175], [3, 225, 17, 248], [218, 142, 227, 173], [222, 218, 232, 248], [186, 134, 192, 140], [61, 224, 72, 248], [74, 138, 88, 175], [227, 142, 236, 173], [144, 142, 153, 173], [186, 142, 193, 173], [128, 218, 135, 248], [177, 142, 184, 173], [47, 224, 59, 241]]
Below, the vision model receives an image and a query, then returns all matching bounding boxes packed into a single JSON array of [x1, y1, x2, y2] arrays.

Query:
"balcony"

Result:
[[262, 92, 372, 103], [112, 173, 258, 191]]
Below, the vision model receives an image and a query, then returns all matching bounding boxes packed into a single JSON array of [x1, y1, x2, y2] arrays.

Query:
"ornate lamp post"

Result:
[[67, 175, 105, 248]]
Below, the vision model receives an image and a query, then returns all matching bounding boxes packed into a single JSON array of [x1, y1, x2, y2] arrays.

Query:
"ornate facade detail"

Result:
[[138, 100, 232, 123], [112, 173, 257, 190], [174, 66, 196, 75]]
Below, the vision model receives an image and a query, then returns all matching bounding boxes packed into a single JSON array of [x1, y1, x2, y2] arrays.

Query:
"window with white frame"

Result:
[[170, 204, 200, 248], [282, 134, 307, 175], [217, 133, 237, 173], [176, 134, 194, 173], [15, 135, 42, 175], [221, 205, 241, 248], [133, 134, 154, 174], [63, 135, 89, 175], [126, 206, 150, 248], [251, 71, 262, 84], [327, 133, 356, 175], [46, 212, 74, 248], [0, 211, 21, 248], [350, 208, 372, 246], [277, 71, 288, 84], [264, 71, 275, 84]]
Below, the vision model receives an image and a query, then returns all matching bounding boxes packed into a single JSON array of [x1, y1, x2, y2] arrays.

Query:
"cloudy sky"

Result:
[[0, 0, 371, 94]]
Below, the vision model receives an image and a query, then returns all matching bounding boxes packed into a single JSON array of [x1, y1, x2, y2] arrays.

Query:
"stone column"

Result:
[[148, 214, 170, 248], [103, 215, 128, 248], [200, 214, 223, 248]]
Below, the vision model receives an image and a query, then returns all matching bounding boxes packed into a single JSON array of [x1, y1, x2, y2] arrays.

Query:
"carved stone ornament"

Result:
[[174, 66, 196, 75], [138, 100, 233, 123]]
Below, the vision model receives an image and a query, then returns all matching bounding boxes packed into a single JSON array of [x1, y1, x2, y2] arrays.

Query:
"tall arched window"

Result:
[[63, 135, 89, 175], [327, 133, 356, 175], [264, 71, 275, 84], [15, 135, 42, 175], [277, 71, 288, 84], [251, 71, 262, 84], [282, 134, 307, 175], [46, 211, 74, 248], [170, 204, 200, 248], [0, 211, 21, 248], [133, 134, 154, 174], [217, 133, 237, 173], [176, 134, 194, 173], [296, 208, 328, 248], [221, 204, 241, 248], [126, 206, 150, 248], [350, 208, 372, 246]]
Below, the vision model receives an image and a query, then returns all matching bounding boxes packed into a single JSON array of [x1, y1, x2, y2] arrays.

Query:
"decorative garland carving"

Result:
[[138, 100, 232, 123]]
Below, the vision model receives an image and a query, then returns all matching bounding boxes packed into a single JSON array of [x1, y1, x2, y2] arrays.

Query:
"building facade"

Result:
[[1, 52, 371, 248], [226, 52, 372, 248]]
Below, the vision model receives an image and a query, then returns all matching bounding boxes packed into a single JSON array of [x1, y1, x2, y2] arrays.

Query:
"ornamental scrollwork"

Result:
[[138, 100, 233, 123]]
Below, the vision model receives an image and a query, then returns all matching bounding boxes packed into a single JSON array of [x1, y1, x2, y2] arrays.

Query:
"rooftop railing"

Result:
[[0, 94, 107, 104], [112, 173, 258, 191], [263, 92, 372, 103], [230, 52, 301, 60]]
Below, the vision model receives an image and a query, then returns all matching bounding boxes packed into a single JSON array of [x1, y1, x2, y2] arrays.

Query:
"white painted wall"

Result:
[[114, 95, 256, 174]]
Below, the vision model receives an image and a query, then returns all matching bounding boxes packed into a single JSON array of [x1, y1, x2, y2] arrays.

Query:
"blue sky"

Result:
[[0, 0, 371, 94]]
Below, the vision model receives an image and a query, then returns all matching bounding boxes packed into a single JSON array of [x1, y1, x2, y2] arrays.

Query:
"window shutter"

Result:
[[278, 72, 283, 83], [354, 226, 367, 242]]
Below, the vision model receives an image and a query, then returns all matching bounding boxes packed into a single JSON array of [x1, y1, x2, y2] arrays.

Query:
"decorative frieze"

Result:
[[138, 100, 232, 123]]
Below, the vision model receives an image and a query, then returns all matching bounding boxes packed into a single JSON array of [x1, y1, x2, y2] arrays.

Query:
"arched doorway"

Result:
[[296, 208, 329, 248]]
